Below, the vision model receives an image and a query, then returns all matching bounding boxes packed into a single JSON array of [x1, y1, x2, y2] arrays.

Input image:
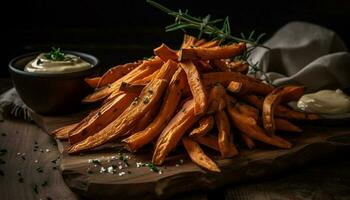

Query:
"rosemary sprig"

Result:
[[44, 47, 66, 61], [147, 0, 271, 84], [147, 0, 268, 48]]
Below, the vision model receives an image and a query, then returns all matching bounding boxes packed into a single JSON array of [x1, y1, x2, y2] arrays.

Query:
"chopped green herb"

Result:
[[33, 184, 39, 194], [148, 89, 153, 94], [44, 47, 66, 61], [0, 149, 7, 156], [92, 159, 101, 165], [142, 162, 159, 173], [36, 167, 43, 173], [118, 153, 130, 167], [132, 97, 139, 105], [18, 177, 24, 183], [41, 181, 48, 187], [143, 96, 150, 104]]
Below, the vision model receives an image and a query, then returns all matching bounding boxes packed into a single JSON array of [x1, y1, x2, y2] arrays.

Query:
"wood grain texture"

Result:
[[0, 119, 79, 200], [31, 111, 350, 200]]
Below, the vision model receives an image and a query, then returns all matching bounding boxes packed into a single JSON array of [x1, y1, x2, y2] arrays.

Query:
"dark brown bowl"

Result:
[[8, 51, 100, 115]]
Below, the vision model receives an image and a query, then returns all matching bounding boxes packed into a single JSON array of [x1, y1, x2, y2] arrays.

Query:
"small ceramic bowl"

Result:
[[8, 51, 99, 115]]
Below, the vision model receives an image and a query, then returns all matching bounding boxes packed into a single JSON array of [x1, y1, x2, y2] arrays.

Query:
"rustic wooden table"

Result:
[[1, 79, 350, 200]]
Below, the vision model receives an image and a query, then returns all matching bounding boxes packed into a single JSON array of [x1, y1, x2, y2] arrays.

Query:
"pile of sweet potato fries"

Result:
[[52, 35, 319, 172]]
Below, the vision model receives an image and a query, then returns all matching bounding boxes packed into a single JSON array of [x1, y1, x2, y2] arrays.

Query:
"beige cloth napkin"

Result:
[[251, 21, 349, 93]]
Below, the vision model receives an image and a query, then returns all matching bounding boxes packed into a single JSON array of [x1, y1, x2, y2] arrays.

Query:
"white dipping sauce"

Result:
[[297, 89, 350, 114], [24, 53, 92, 73]]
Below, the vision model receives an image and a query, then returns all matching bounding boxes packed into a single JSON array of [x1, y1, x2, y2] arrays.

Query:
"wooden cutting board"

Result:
[[31, 111, 350, 200]]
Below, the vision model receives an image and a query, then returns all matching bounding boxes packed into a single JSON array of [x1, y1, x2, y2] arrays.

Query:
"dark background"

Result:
[[1, 0, 350, 77]]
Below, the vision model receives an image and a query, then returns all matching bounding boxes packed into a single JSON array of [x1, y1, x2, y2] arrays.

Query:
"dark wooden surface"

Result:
[[1, 78, 350, 200]]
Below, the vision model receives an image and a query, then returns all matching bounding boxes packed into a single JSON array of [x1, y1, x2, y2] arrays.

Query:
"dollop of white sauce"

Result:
[[297, 89, 350, 114], [24, 53, 92, 73]]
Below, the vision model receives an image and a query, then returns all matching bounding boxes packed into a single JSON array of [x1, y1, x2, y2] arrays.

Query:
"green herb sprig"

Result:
[[44, 47, 66, 61], [147, 0, 271, 83]]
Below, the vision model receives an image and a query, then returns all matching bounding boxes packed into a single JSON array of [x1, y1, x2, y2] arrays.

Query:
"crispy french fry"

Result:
[[189, 115, 215, 138], [280, 85, 305, 102], [69, 79, 168, 153], [215, 110, 238, 158], [193, 60, 213, 73], [210, 59, 248, 73], [84, 77, 101, 88], [226, 95, 292, 149], [202, 71, 262, 87], [68, 60, 177, 153], [235, 102, 259, 121], [152, 99, 197, 165], [123, 68, 187, 152], [97, 61, 142, 88], [181, 34, 197, 48], [69, 92, 138, 144], [193, 134, 220, 151], [82, 57, 163, 103], [179, 42, 246, 61], [51, 122, 79, 140], [154, 43, 178, 62], [207, 83, 226, 114], [275, 118, 302, 132], [241, 134, 255, 149], [119, 82, 146, 94], [180, 60, 208, 115], [263, 88, 284, 135], [198, 40, 220, 48], [227, 80, 274, 96], [182, 137, 221, 172], [242, 95, 319, 120]]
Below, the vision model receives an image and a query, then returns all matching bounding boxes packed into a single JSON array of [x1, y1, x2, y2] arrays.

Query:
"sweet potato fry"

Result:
[[179, 42, 246, 61], [227, 80, 274, 96], [69, 92, 138, 144], [193, 60, 213, 73], [275, 118, 302, 132], [68, 61, 177, 153], [68, 78, 169, 153], [215, 110, 238, 158], [84, 77, 101, 88], [263, 88, 284, 135], [210, 59, 248, 73], [123, 68, 187, 152], [180, 60, 208, 115], [193, 134, 220, 151], [202, 71, 262, 87], [51, 122, 79, 140], [82, 57, 163, 103], [235, 102, 259, 121], [198, 40, 220, 48], [242, 95, 320, 121], [226, 95, 292, 149], [241, 134, 255, 149], [227, 60, 249, 74], [119, 82, 146, 94], [189, 115, 215, 138], [152, 99, 197, 165], [97, 61, 142, 88], [280, 85, 305, 103], [182, 137, 221, 172], [181, 34, 197, 48], [154, 43, 178, 62], [207, 83, 227, 114]]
